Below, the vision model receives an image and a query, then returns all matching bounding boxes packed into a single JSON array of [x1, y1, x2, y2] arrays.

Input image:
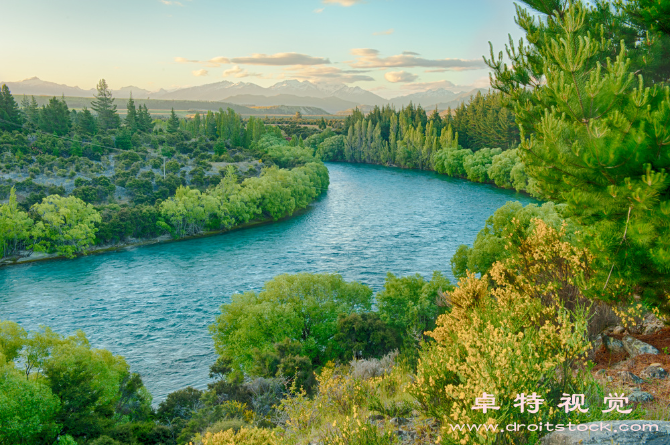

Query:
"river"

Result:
[[0, 163, 536, 400]]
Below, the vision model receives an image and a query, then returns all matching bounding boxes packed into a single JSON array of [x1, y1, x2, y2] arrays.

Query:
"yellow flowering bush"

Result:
[[194, 427, 279, 445], [411, 220, 592, 444], [276, 357, 415, 444]]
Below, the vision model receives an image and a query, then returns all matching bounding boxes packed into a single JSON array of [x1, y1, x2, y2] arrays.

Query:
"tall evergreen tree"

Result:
[[0, 84, 23, 132], [125, 93, 138, 133], [167, 108, 179, 134], [38, 97, 71, 136], [486, 0, 670, 309], [76, 107, 97, 135], [91, 79, 119, 131], [137, 104, 153, 133]]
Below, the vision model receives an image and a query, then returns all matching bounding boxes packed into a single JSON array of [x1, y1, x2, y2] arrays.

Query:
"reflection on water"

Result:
[[0, 163, 535, 400]]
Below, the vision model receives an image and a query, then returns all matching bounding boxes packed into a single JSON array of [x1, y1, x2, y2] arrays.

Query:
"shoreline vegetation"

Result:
[[2, 0, 670, 444]]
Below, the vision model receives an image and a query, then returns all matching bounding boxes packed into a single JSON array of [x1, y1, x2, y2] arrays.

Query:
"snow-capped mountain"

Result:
[[1, 77, 483, 114]]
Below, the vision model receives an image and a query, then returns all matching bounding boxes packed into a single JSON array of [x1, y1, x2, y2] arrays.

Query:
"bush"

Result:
[[412, 220, 594, 444], [463, 147, 502, 183], [210, 273, 373, 375], [331, 312, 400, 361], [450, 201, 572, 279]]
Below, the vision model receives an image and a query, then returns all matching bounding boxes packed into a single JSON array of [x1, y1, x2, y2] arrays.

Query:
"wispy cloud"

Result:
[[373, 28, 394, 36], [231, 53, 330, 66], [222, 65, 264, 78], [174, 52, 329, 67], [192, 69, 208, 76], [314, 7, 324, 13], [384, 71, 418, 83], [349, 48, 486, 70], [284, 66, 373, 83], [322, 0, 363, 5], [160, 0, 183, 6]]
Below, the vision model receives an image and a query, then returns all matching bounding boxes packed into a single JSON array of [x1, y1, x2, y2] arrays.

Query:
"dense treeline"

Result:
[[0, 82, 329, 261], [315, 91, 530, 193]]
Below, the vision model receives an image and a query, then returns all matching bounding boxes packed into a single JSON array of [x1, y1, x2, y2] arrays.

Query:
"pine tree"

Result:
[[0, 84, 23, 132], [486, 0, 670, 309], [38, 97, 71, 136], [125, 93, 138, 133], [167, 108, 179, 134], [27, 96, 39, 125], [91, 79, 120, 131], [137, 104, 153, 133], [76, 106, 97, 135]]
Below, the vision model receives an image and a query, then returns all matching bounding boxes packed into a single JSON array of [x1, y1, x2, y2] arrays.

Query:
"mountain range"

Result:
[[1, 77, 486, 114]]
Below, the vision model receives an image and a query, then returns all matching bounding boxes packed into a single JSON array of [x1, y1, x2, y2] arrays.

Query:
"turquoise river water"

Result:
[[0, 163, 535, 400]]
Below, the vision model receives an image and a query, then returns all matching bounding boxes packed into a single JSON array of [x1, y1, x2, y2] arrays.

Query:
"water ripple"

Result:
[[0, 163, 535, 401]]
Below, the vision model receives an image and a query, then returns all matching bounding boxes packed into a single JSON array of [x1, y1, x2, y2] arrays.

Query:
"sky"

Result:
[[0, 0, 526, 98]]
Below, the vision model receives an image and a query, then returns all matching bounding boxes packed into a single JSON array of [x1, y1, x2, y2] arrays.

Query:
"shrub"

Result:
[[412, 220, 594, 444], [196, 427, 279, 445]]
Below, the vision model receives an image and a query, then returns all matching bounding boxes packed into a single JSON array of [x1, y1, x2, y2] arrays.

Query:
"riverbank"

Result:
[[0, 204, 316, 268]]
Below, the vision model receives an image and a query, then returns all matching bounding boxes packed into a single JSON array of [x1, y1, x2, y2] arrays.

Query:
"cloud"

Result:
[[175, 52, 329, 67], [175, 56, 231, 67], [373, 28, 394, 36], [314, 7, 324, 13], [384, 71, 418, 83], [159, 0, 183, 5], [284, 66, 374, 83], [349, 48, 487, 70], [192, 69, 208, 77], [322, 0, 363, 5], [230, 52, 330, 66], [222, 65, 264, 78]]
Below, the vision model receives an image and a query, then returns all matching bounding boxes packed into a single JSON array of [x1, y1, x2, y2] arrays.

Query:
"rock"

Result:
[[603, 335, 626, 354], [623, 335, 659, 357], [390, 417, 410, 426], [541, 420, 670, 444], [642, 314, 665, 335], [613, 326, 626, 335], [618, 371, 643, 384], [595, 369, 607, 377], [629, 390, 654, 403], [592, 334, 603, 351], [641, 365, 668, 379], [367, 414, 385, 422]]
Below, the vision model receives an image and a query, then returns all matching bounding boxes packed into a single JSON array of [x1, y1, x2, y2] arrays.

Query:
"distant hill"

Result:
[[3, 77, 486, 114], [13, 95, 331, 117]]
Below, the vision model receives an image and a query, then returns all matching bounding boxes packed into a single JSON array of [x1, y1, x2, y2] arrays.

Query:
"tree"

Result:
[[31, 195, 102, 258], [0, 187, 34, 258], [318, 117, 327, 130], [137, 104, 153, 133], [76, 106, 97, 135], [0, 84, 22, 132], [0, 368, 61, 444], [91, 79, 120, 131], [167, 107, 179, 134], [125, 93, 138, 133], [159, 186, 218, 238], [486, 0, 670, 308], [293, 111, 303, 120], [376, 271, 452, 344], [38, 96, 71, 136], [210, 273, 373, 373]]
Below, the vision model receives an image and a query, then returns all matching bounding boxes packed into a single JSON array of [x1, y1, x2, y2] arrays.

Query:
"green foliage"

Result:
[[167, 108, 180, 134], [486, 0, 670, 308], [331, 312, 401, 361], [450, 201, 571, 278], [376, 271, 453, 344], [31, 194, 101, 257], [0, 84, 23, 132], [210, 273, 373, 374], [0, 321, 152, 444], [433, 146, 472, 178], [91, 79, 120, 131], [0, 366, 61, 444], [0, 187, 34, 258], [463, 147, 502, 183], [38, 96, 71, 136]]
